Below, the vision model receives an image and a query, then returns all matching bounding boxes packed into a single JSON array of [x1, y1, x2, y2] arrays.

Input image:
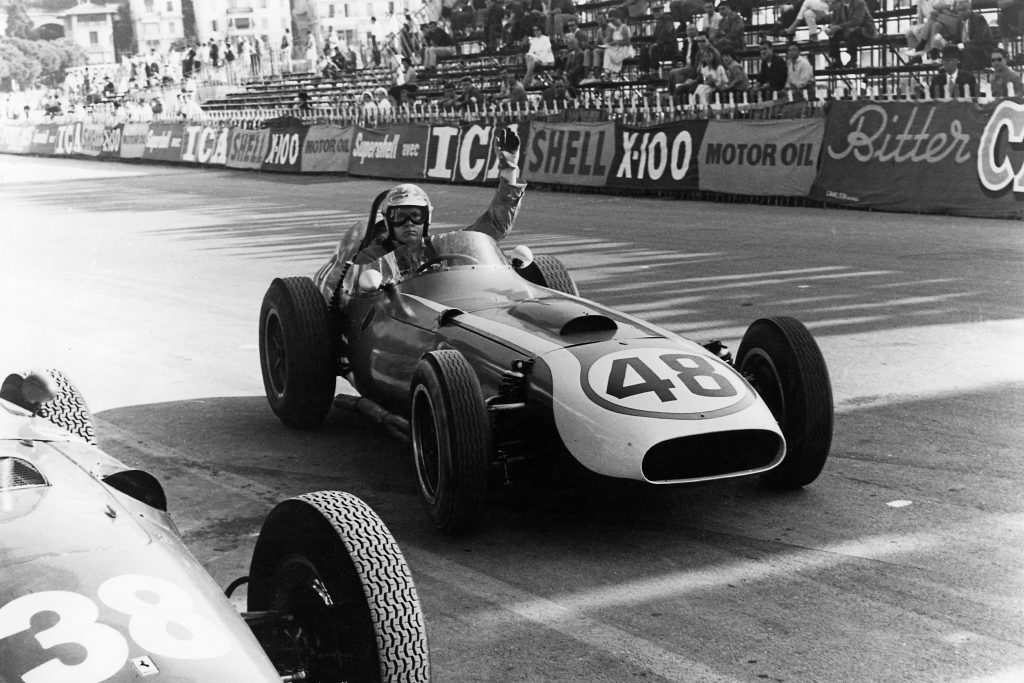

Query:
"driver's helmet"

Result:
[[382, 183, 432, 241]]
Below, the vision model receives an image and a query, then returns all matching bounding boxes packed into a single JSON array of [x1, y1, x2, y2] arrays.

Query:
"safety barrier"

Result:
[[2, 97, 1020, 219]]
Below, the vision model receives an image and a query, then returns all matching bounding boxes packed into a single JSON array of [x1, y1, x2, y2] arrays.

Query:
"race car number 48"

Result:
[[585, 348, 749, 418], [0, 574, 231, 683]]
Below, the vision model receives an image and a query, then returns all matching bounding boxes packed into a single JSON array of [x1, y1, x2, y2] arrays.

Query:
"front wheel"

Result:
[[410, 350, 492, 534], [259, 277, 337, 429], [248, 491, 430, 683], [736, 317, 833, 489], [36, 369, 96, 446], [517, 255, 579, 296]]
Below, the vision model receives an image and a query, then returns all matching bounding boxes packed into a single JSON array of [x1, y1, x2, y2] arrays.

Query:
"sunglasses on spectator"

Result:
[[991, 56, 1005, 62], [387, 206, 427, 225]]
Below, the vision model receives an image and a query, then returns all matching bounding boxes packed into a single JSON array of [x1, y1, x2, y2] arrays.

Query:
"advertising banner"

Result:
[[261, 118, 309, 173], [810, 99, 1024, 218], [699, 119, 824, 196], [80, 123, 105, 157], [425, 123, 516, 183], [119, 123, 149, 159], [226, 127, 270, 169], [29, 124, 58, 155], [523, 121, 615, 187], [181, 124, 229, 165], [301, 124, 353, 173], [347, 124, 429, 178], [606, 120, 707, 191], [142, 122, 186, 162], [53, 122, 82, 156], [99, 124, 123, 158], [0, 123, 33, 154]]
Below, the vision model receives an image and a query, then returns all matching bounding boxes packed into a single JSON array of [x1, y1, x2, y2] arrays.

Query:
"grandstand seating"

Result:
[[199, 0, 1023, 117]]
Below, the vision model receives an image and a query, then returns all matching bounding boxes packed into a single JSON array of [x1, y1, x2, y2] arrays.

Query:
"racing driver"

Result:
[[354, 127, 525, 274]]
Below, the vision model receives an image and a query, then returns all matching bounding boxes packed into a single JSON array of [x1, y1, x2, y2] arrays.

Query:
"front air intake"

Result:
[[642, 430, 783, 482], [0, 457, 48, 490]]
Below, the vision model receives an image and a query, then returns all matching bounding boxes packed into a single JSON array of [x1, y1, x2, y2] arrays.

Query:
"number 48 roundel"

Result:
[[584, 348, 751, 418]]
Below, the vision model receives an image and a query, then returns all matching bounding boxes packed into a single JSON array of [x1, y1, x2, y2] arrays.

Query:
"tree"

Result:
[[6, 0, 35, 40], [0, 36, 87, 90]]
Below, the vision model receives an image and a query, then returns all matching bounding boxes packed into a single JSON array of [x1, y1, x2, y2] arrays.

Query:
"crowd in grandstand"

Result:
[[3, 0, 1023, 123]]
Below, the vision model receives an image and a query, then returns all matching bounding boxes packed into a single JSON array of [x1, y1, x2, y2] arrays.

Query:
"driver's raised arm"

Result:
[[465, 128, 527, 243]]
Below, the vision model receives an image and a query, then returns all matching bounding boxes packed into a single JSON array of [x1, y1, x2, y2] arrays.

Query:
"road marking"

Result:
[[403, 547, 743, 683]]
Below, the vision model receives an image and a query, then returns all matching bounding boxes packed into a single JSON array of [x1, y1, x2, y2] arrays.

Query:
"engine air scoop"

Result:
[[507, 299, 618, 338]]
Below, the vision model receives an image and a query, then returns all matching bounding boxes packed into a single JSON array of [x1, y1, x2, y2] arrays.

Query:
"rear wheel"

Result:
[[736, 317, 833, 489], [259, 277, 336, 429], [518, 255, 579, 296], [36, 369, 96, 445], [411, 350, 491, 534], [248, 491, 430, 683]]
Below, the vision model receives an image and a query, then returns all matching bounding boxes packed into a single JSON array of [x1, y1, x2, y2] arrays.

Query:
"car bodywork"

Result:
[[312, 225, 787, 486], [0, 396, 281, 683]]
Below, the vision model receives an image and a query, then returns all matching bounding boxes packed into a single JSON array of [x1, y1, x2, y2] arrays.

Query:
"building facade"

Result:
[[128, 0, 186, 54], [189, 0, 294, 46], [59, 2, 120, 65]]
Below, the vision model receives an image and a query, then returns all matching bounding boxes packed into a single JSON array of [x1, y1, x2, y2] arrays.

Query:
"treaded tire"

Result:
[[36, 369, 96, 445], [410, 350, 492, 534], [736, 317, 833, 489], [518, 255, 579, 296], [248, 491, 430, 683], [259, 277, 336, 429]]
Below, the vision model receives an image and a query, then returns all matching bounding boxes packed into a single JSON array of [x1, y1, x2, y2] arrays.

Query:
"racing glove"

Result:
[[494, 127, 521, 171]]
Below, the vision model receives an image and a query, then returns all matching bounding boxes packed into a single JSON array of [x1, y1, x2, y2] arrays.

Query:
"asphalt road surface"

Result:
[[2, 154, 1023, 682]]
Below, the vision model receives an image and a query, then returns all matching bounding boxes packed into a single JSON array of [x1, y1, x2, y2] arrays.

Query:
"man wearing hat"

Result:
[[929, 44, 977, 98]]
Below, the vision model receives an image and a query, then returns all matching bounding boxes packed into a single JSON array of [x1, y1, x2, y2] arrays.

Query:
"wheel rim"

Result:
[[742, 349, 786, 426], [273, 554, 344, 682], [411, 385, 441, 503], [265, 311, 287, 397]]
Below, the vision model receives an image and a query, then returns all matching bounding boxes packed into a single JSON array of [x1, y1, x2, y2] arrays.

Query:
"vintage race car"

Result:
[[259, 200, 833, 534], [0, 370, 429, 683]]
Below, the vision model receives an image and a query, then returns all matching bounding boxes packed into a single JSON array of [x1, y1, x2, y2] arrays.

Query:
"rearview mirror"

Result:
[[509, 245, 534, 269], [358, 268, 384, 293]]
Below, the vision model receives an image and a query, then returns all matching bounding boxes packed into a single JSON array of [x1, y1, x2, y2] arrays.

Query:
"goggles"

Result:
[[387, 205, 427, 226]]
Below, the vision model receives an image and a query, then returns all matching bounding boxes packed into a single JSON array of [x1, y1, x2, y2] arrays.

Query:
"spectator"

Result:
[[756, 40, 788, 97], [698, 0, 720, 34], [304, 30, 318, 66], [667, 30, 709, 104], [712, 2, 745, 53], [502, 71, 529, 108], [151, 97, 163, 117], [209, 38, 220, 68], [989, 47, 1023, 97], [547, 0, 577, 44], [540, 74, 575, 106], [562, 32, 587, 87], [523, 25, 555, 86], [669, 0, 707, 25], [438, 81, 460, 108], [280, 29, 293, 73], [453, 0, 477, 36], [485, 0, 505, 51], [567, 15, 604, 82], [331, 47, 348, 73], [455, 75, 485, 110], [773, 3, 800, 37], [374, 87, 395, 118], [638, 7, 679, 80], [694, 45, 727, 105], [959, 5, 996, 72], [825, 0, 877, 68], [783, 0, 831, 41], [345, 45, 358, 70], [296, 90, 312, 112], [423, 21, 457, 68], [360, 90, 379, 120], [930, 44, 977, 97], [720, 48, 750, 101], [916, 0, 970, 57], [785, 42, 814, 94], [603, 10, 635, 80], [102, 76, 116, 98], [905, 0, 939, 53]]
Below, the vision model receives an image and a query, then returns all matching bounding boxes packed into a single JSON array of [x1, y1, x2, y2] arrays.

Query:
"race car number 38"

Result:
[[0, 574, 231, 683], [583, 348, 751, 419]]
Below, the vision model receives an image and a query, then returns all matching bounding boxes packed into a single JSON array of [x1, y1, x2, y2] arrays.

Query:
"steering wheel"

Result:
[[415, 254, 480, 273]]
